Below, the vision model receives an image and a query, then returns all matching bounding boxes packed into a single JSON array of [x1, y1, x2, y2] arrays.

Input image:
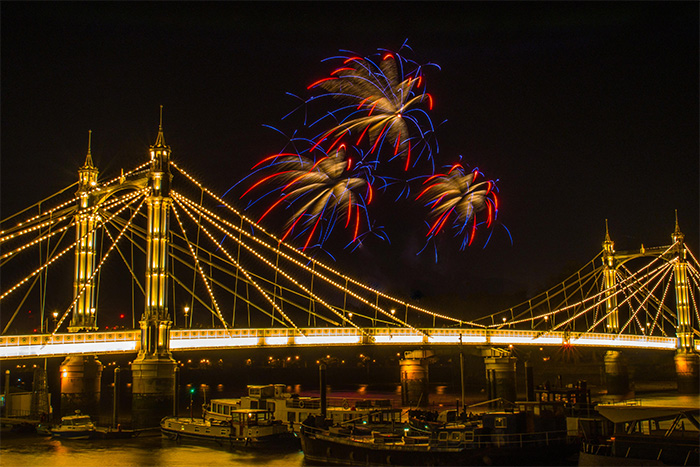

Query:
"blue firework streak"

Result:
[[242, 145, 377, 251], [305, 46, 440, 171], [416, 164, 499, 250]]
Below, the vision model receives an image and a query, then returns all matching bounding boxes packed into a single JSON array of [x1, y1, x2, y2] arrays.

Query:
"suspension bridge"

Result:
[[1, 117, 699, 359]]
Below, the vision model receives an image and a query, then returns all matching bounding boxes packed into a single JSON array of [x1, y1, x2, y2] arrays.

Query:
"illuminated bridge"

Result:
[[2, 115, 698, 362]]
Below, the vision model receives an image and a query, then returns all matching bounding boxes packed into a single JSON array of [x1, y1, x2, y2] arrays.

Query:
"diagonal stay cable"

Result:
[[1, 226, 71, 335], [170, 202, 230, 331], [175, 190, 423, 334], [175, 191, 363, 335], [52, 191, 149, 334], [615, 261, 675, 336], [168, 250, 294, 327], [172, 195, 297, 333]]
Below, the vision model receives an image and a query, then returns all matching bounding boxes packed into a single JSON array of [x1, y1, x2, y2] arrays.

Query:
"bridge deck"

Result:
[[0, 328, 685, 359]]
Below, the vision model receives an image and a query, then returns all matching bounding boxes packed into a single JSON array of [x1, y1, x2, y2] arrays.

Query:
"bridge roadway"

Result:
[[0, 327, 691, 360]]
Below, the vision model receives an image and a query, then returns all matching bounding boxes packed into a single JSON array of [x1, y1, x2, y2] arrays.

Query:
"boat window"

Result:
[[250, 401, 258, 409], [438, 432, 448, 441], [231, 413, 240, 422], [464, 431, 474, 442], [495, 417, 507, 429], [450, 432, 461, 441], [287, 412, 296, 423], [224, 406, 230, 415], [267, 402, 276, 412]]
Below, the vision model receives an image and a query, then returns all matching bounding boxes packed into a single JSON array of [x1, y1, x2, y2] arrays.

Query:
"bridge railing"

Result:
[[0, 331, 139, 358]]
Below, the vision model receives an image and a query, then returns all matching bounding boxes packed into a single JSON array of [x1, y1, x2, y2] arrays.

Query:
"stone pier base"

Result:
[[400, 350, 432, 407], [131, 355, 176, 428], [484, 355, 517, 403], [60, 355, 103, 417], [604, 350, 629, 395], [674, 351, 699, 394]]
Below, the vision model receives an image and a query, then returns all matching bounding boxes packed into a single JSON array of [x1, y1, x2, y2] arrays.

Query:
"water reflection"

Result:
[[1, 435, 305, 467]]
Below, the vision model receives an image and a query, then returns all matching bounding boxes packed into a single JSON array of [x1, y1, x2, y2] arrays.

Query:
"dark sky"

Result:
[[2, 2, 698, 315]]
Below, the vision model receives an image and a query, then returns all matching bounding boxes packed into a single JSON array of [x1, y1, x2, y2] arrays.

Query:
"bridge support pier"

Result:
[[59, 355, 103, 417], [674, 351, 699, 394], [603, 350, 629, 395], [131, 355, 176, 428], [400, 350, 433, 407], [484, 353, 517, 403]]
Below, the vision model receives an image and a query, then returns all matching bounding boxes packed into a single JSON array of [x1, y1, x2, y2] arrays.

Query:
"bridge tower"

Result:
[[130, 109, 177, 428], [60, 132, 103, 416], [70, 130, 100, 332], [602, 220, 619, 334], [671, 216, 699, 393], [601, 221, 629, 395]]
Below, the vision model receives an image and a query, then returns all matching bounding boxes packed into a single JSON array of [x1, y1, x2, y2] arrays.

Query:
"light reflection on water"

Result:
[[0, 435, 305, 467]]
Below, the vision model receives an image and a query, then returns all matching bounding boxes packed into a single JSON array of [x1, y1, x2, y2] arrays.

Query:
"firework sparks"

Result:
[[243, 146, 375, 251], [417, 164, 499, 249], [306, 48, 439, 170]]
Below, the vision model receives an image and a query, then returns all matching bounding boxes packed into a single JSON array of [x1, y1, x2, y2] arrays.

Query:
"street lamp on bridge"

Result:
[[183, 306, 190, 329]]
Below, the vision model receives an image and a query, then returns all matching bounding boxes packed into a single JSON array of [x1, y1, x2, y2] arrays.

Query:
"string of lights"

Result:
[[173, 190, 422, 333], [170, 202, 230, 332], [0, 209, 76, 244], [614, 262, 675, 336], [173, 191, 368, 335], [0, 182, 79, 231], [497, 251, 675, 332], [479, 255, 603, 326], [0, 219, 73, 262], [574, 260, 675, 336], [52, 191, 149, 333]]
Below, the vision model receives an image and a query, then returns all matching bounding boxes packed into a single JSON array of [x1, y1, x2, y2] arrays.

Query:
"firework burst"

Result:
[[416, 164, 499, 249], [305, 48, 439, 171], [242, 145, 375, 251]]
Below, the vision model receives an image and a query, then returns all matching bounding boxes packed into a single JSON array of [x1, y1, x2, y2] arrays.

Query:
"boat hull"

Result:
[[51, 429, 97, 440], [300, 426, 574, 466], [161, 417, 298, 449]]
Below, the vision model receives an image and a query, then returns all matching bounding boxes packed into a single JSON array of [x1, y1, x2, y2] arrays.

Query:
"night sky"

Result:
[[2, 2, 698, 317]]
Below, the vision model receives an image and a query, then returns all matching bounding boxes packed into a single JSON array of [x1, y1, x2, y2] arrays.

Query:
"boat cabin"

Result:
[[581, 405, 700, 466], [60, 415, 93, 426]]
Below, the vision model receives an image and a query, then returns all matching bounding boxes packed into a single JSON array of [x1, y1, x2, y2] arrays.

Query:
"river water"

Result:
[[2, 387, 698, 467]]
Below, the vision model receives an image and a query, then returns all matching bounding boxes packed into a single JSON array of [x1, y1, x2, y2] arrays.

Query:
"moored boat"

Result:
[[207, 384, 401, 435], [50, 411, 97, 439], [162, 383, 404, 449], [160, 408, 297, 448], [578, 404, 700, 466], [300, 400, 576, 466]]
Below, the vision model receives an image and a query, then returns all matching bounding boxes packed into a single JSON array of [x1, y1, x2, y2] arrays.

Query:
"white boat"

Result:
[[207, 384, 400, 435], [51, 411, 97, 439], [160, 408, 296, 448]]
